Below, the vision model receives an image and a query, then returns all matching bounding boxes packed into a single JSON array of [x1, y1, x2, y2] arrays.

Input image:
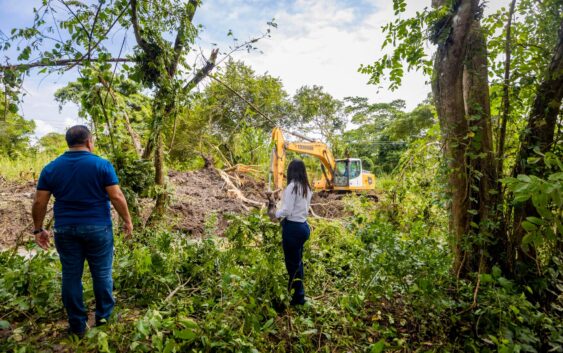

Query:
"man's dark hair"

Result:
[[65, 125, 92, 147]]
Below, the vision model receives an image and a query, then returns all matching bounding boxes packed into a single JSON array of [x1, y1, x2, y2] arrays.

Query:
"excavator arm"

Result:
[[270, 127, 337, 190]]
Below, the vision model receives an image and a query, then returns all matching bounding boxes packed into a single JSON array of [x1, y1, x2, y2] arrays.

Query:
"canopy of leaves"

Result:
[[37, 132, 67, 156], [340, 97, 436, 174], [292, 85, 346, 143]]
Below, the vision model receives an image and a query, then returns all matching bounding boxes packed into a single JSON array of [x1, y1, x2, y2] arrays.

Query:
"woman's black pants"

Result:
[[281, 219, 310, 305]]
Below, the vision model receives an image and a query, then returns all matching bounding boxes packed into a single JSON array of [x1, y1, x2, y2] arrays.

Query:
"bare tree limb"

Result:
[[0, 57, 132, 71], [130, 0, 148, 52], [169, 0, 199, 77], [87, 1, 104, 60]]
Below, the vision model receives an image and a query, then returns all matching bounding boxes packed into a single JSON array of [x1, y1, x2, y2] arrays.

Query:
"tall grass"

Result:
[[0, 154, 56, 182]]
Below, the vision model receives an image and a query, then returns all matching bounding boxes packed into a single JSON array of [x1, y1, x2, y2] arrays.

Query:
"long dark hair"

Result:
[[287, 159, 311, 197]]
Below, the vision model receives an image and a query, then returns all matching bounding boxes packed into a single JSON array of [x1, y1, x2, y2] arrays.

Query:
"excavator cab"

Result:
[[334, 158, 364, 187]]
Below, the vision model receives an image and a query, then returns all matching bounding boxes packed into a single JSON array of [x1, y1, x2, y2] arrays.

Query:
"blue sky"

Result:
[[0, 0, 507, 138]]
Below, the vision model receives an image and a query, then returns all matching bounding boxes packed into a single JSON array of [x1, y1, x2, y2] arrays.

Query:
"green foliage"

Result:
[[55, 66, 152, 156], [359, 1, 443, 89], [168, 60, 293, 167], [200, 60, 292, 132], [483, 0, 563, 178], [2, 209, 561, 352], [341, 98, 436, 174], [37, 132, 67, 156], [504, 152, 563, 266], [0, 153, 55, 181], [0, 100, 35, 159], [292, 85, 346, 144]]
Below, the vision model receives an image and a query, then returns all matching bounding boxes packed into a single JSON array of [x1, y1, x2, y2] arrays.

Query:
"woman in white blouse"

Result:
[[268, 159, 313, 306]]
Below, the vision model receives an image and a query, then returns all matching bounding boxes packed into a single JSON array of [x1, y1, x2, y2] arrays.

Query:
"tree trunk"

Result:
[[510, 19, 563, 278], [147, 133, 168, 226], [497, 0, 517, 178], [431, 0, 480, 277], [494, 0, 517, 273], [462, 21, 498, 273]]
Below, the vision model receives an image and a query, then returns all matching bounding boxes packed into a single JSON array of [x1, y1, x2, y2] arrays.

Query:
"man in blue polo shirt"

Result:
[[31, 125, 133, 336]]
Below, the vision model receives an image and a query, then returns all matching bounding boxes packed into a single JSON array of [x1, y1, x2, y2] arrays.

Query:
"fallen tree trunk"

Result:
[[216, 169, 265, 208]]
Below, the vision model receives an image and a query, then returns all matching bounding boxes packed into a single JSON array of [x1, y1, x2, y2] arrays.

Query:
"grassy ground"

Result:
[[0, 154, 54, 182]]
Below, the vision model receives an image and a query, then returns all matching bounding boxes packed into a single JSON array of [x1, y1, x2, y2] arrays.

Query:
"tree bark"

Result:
[[146, 134, 167, 226], [510, 19, 563, 278], [462, 21, 497, 273], [497, 0, 517, 178], [494, 0, 517, 273], [431, 0, 480, 277]]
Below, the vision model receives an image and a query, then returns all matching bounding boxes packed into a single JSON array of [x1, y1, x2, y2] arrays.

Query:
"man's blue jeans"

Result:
[[54, 224, 115, 334]]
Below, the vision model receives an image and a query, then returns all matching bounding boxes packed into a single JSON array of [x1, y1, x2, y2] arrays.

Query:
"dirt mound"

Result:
[[167, 168, 254, 235], [166, 168, 352, 235], [0, 168, 352, 248]]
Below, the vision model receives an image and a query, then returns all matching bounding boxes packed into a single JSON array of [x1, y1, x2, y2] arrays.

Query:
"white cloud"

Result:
[[220, 0, 430, 110], [19, 78, 81, 138], [33, 119, 56, 137], [202, 0, 510, 111]]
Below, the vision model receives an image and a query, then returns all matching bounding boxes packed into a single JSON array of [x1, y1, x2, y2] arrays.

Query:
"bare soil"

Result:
[[0, 177, 36, 248], [0, 168, 351, 248]]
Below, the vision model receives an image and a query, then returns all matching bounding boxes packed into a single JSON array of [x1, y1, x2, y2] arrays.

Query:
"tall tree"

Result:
[[460, 18, 498, 275], [292, 85, 346, 144], [0, 98, 35, 159], [167, 60, 292, 166], [361, 0, 498, 277], [430, 0, 498, 276]]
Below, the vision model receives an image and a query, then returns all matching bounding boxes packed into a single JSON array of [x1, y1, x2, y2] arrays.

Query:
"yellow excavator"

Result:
[[270, 127, 376, 194]]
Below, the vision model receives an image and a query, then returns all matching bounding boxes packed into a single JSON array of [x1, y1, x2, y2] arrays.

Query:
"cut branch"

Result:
[[183, 48, 219, 92], [217, 169, 264, 207]]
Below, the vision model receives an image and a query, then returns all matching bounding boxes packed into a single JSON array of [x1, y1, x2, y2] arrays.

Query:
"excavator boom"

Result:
[[271, 127, 336, 190]]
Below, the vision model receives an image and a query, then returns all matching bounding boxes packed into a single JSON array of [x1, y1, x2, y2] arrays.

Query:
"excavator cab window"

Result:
[[349, 160, 361, 179], [334, 160, 349, 187]]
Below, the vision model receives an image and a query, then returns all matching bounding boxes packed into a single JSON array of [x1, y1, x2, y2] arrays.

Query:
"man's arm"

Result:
[[32, 190, 52, 249], [106, 185, 133, 235]]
